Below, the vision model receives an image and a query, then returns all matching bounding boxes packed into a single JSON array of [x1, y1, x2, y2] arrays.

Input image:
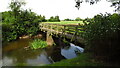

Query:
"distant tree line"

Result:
[[63, 17, 83, 21], [48, 16, 60, 22]]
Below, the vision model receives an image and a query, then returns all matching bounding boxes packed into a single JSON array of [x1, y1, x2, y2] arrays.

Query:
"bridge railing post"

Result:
[[57, 24, 58, 34], [50, 24, 52, 35], [70, 25, 78, 42], [62, 25, 66, 38]]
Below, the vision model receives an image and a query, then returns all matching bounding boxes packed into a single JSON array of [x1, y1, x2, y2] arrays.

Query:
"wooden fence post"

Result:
[[57, 24, 58, 34], [63, 25, 66, 38], [50, 24, 52, 35], [70, 25, 78, 42], [75, 25, 78, 44]]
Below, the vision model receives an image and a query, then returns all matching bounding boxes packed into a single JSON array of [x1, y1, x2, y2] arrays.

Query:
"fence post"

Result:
[[75, 25, 78, 44], [70, 25, 78, 42], [50, 24, 52, 35], [62, 25, 66, 38], [57, 24, 58, 34]]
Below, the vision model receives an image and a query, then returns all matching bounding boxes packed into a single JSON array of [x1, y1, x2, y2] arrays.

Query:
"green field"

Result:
[[40, 21, 85, 36], [42, 21, 84, 25]]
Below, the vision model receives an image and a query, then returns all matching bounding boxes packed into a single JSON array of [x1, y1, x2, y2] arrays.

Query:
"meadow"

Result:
[[42, 21, 84, 25]]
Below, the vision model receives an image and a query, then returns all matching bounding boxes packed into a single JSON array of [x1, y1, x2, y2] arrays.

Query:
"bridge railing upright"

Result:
[[39, 23, 85, 37]]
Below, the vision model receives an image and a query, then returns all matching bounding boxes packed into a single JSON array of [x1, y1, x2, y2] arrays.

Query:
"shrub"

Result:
[[2, 10, 41, 43], [83, 13, 120, 62], [2, 23, 17, 42], [30, 39, 47, 49]]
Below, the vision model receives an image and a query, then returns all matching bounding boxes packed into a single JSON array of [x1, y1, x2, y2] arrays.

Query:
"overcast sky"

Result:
[[0, 0, 116, 20]]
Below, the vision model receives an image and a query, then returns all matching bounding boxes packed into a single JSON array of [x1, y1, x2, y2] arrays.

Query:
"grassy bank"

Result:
[[47, 53, 104, 66]]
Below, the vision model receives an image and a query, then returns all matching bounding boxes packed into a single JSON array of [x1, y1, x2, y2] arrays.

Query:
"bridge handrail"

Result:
[[39, 23, 85, 36]]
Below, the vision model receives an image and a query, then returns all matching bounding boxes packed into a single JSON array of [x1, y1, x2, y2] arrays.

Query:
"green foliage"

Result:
[[2, 11, 15, 24], [30, 39, 47, 49], [48, 16, 60, 22], [64, 18, 74, 21], [83, 13, 120, 61], [75, 17, 83, 21], [37, 15, 46, 22], [2, 23, 17, 42], [2, 0, 47, 43], [15, 9, 40, 36], [9, 0, 26, 18], [83, 17, 93, 25], [2, 9, 40, 43]]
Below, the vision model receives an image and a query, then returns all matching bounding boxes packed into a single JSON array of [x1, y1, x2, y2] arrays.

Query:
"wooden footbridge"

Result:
[[39, 23, 85, 44]]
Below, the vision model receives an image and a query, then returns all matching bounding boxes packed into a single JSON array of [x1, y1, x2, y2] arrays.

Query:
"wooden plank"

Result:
[[39, 23, 85, 44]]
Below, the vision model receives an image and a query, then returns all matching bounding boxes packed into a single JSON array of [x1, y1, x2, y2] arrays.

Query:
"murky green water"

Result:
[[2, 34, 82, 66], [2, 38, 65, 66]]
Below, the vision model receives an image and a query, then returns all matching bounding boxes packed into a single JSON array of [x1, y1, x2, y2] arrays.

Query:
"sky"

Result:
[[0, 0, 116, 20]]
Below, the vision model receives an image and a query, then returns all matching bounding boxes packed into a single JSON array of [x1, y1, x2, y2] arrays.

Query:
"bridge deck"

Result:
[[39, 23, 85, 44]]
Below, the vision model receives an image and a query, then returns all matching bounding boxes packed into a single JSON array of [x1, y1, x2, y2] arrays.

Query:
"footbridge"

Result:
[[39, 23, 85, 45]]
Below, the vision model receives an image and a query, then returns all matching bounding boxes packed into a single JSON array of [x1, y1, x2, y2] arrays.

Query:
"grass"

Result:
[[47, 53, 105, 66], [42, 21, 84, 25], [30, 39, 47, 49], [15, 63, 28, 66]]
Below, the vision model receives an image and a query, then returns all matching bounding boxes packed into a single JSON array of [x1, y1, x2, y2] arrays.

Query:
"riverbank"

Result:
[[46, 53, 105, 66], [46, 53, 120, 67]]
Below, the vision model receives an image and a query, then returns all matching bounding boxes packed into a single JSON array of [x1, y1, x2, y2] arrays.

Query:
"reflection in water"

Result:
[[2, 38, 65, 66], [27, 51, 51, 66], [2, 39, 53, 66], [2, 57, 13, 66], [61, 43, 84, 59], [2, 38, 84, 66]]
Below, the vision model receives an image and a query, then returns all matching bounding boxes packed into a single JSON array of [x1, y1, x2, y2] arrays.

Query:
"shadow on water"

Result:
[[2, 33, 84, 66]]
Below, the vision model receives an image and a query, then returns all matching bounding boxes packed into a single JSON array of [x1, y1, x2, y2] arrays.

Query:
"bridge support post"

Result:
[[46, 31, 54, 46]]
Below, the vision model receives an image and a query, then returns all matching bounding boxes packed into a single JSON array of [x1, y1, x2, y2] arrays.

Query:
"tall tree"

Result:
[[9, 0, 26, 19]]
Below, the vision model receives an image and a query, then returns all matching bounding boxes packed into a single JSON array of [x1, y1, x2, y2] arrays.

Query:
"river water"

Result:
[[2, 35, 83, 66]]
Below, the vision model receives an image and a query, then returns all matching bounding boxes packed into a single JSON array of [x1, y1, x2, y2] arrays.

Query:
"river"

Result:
[[2, 34, 83, 66]]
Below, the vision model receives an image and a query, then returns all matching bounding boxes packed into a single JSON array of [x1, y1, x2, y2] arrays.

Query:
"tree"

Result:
[[2, 0, 43, 42], [49, 16, 54, 22], [75, 17, 82, 21], [64, 18, 73, 21], [2, 11, 15, 24], [9, 0, 26, 19], [48, 16, 60, 22], [75, 0, 120, 12], [55, 16, 60, 22]]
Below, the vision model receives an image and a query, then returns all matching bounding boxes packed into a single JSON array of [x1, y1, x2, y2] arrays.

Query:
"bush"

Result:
[[2, 23, 17, 42], [2, 10, 41, 43], [30, 39, 47, 49], [83, 13, 120, 62]]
